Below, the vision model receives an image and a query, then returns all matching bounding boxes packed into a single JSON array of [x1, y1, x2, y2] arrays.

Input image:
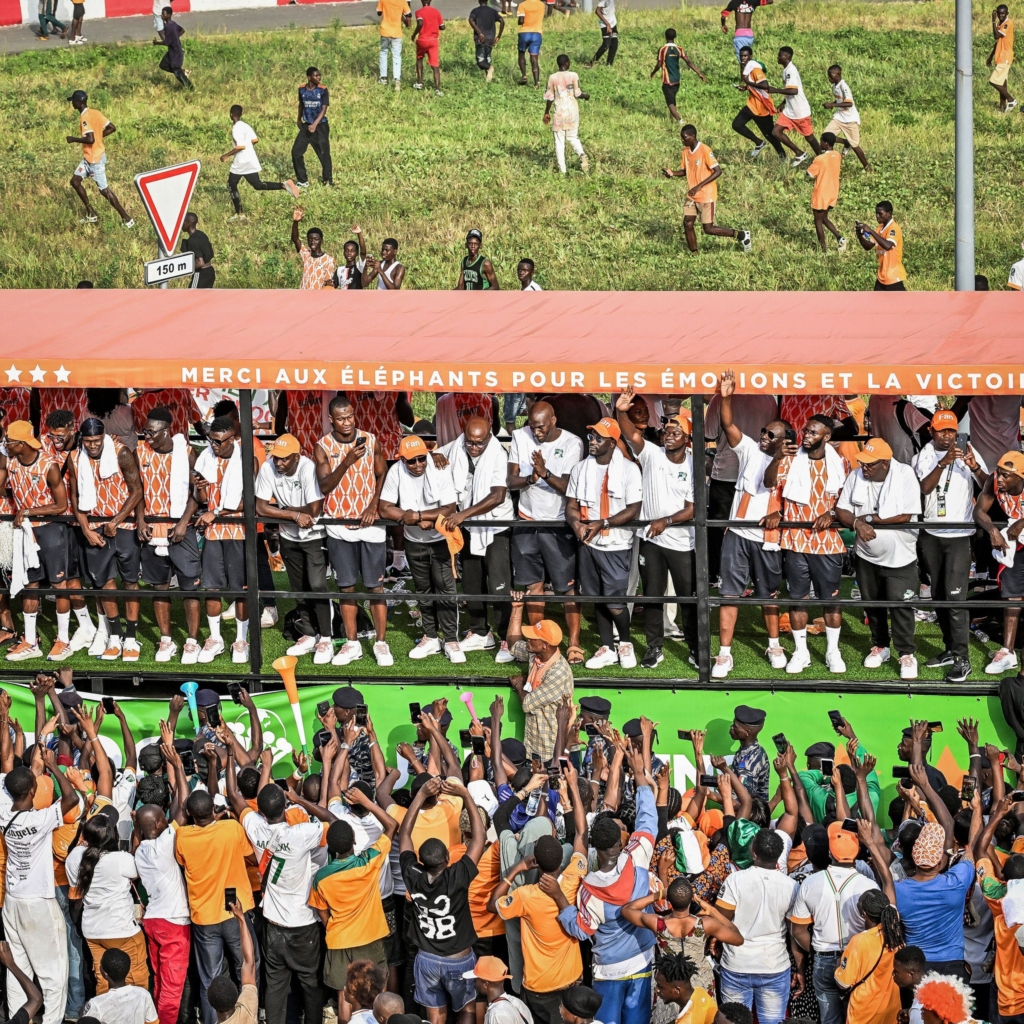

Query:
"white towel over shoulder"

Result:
[[195, 442, 242, 513], [782, 446, 847, 506], [76, 435, 121, 512]]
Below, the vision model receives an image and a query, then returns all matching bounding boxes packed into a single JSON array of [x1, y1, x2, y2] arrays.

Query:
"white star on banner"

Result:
[[30, 366, 46, 383], [54, 365, 71, 383], [5, 366, 21, 383]]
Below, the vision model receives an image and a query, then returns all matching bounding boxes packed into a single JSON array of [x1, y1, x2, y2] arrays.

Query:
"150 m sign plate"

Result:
[[144, 251, 194, 285]]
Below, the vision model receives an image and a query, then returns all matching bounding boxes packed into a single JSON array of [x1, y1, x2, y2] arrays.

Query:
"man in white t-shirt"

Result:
[[716, 829, 798, 1024], [83, 949, 159, 1024], [566, 416, 642, 670], [1, 759, 80, 1024], [1008, 239, 1024, 290], [713, 370, 789, 678], [913, 409, 990, 684], [769, 46, 820, 166], [221, 104, 298, 219], [836, 438, 922, 679], [379, 434, 460, 661], [823, 64, 870, 169], [788, 821, 878, 1024], [254, 433, 332, 664], [507, 400, 585, 661], [615, 387, 696, 671]]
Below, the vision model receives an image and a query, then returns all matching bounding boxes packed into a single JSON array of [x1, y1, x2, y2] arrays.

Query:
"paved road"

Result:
[[0, 0, 709, 55]]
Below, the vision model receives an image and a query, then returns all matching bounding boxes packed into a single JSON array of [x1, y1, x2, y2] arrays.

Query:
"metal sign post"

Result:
[[955, 0, 974, 291]]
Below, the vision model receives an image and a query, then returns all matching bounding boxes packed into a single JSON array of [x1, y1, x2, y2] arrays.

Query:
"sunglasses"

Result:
[[404, 455, 427, 465], [760, 428, 784, 440]]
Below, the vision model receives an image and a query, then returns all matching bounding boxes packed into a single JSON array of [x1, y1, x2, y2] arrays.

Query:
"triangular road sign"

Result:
[[134, 161, 201, 256]]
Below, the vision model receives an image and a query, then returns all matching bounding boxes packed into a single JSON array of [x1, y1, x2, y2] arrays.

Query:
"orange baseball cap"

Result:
[[588, 417, 621, 440], [931, 410, 959, 431], [268, 433, 301, 457], [827, 820, 860, 863], [998, 451, 1024, 476], [399, 435, 429, 460], [5, 420, 40, 449], [667, 413, 692, 435], [857, 438, 894, 464], [462, 956, 512, 982], [522, 619, 563, 646]]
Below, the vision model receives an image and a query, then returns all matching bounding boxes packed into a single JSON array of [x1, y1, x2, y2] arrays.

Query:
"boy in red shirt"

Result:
[[412, 0, 445, 95]]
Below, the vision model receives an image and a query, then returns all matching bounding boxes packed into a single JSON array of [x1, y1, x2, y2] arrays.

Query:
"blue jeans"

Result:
[[379, 36, 402, 80], [812, 950, 846, 1024], [55, 884, 86, 1019], [592, 971, 653, 1024], [192, 913, 261, 1024], [733, 33, 752, 60], [719, 966, 791, 1024]]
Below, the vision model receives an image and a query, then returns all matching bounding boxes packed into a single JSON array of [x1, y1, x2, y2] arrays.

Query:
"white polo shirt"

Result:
[[255, 455, 324, 542], [836, 463, 921, 568]]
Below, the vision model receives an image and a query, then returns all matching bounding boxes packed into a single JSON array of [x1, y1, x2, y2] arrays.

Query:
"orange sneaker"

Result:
[[47, 639, 73, 662], [6, 638, 42, 661], [101, 638, 123, 661], [778, 612, 792, 632]]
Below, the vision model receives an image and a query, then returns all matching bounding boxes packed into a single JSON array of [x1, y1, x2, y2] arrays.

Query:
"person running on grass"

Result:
[[469, 0, 504, 81], [664, 124, 751, 253], [806, 132, 845, 252], [68, 0, 86, 44], [731, 47, 785, 159], [38, 0, 67, 40], [543, 56, 590, 175], [293, 67, 332, 188], [651, 28, 705, 123], [378, 0, 412, 89], [823, 64, 870, 170], [66, 91, 134, 228], [412, 0, 445, 95], [517, 0, 546, 86], [154, 8, 193, 90], [987, 4, 1017, 111], [585, 0, 617, 67], [221, 105, 299, 220], [856, 200, 907, 291], [457, 229, 500, 289], [768, 46, 819, 166]]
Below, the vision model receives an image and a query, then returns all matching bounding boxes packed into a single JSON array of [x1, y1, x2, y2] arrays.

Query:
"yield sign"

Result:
[[134, 160, 201, 255]]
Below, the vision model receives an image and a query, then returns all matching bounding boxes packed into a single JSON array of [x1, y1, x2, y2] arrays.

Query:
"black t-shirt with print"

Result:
[[400, 850, 479, 956]]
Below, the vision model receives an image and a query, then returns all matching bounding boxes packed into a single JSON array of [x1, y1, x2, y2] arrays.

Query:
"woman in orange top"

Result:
[[834, 889, 904, 1024]]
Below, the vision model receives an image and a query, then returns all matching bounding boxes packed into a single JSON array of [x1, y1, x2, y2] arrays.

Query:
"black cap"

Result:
[[173, 738, 194, 754], [805, 741, 835, 759], [622, 718, 642, 738], [333, 686, 364, 709], [67, 89, 88, 103], [437, 709, 453, 728], [502, 737, 527, 765], [467, 228, 483, 241], [561, 986, 603, 1019], [57, 687, 83, 709], [734, 705, 766, 726], [580, 696, 611, 716], [195, 688, 220, 708]]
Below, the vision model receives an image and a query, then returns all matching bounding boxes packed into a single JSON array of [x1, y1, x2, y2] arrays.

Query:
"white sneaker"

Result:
[[986, 647, 1020, 674], [232, 640, 249, 664], [155, 638, 178, 663], [900, 654, 919, 680], [261, 605, 279, 627], [837, 236, 848, 253], [68, 621, 96, 652], [332, 640, 363, 666], [790, 152, 809, 167], [766, 645, 788, 670], [287, 634, 318, 657], [738, 229, 752, 253], [445, 641, 466, 664], [181, 638, 201, 665], [6, 639, 42, 662], [786, 648, 812, 674], [751, 141, 767, 158], [374, 640, 394, 667], [495, 641, 514, 664], [617, 642, 637, 669], [197, 636, 225, 663], [88, 623, 110, 657], [585, 645, 619, 669], [826, 648, 847, 673], [314, 637, 336, 664], [122, 638, 141, 663], [711, 653, 733, 679], [863, 646, 890, 668], [409, 636, 442, 659], [461, 630, 496, 651], [413, 81, 423, 89], [223, 601, 236, 622]]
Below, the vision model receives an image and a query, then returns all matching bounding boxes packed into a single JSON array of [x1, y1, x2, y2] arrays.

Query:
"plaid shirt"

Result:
[[511, 640, 575, 761]]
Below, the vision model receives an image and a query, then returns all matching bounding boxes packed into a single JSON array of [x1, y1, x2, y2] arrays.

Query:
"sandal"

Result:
[[567, 644, 585, 665]]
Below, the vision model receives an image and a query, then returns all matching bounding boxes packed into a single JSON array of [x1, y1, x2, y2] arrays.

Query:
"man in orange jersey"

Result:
[[856, 200, 907, 291], [806, 132, 845, 252], [664, 124, 751, 253], [315, 394, 392, 667], [66, 91, 134, 228], [67, 418, 144, 662], [731, 47, 785, 158], [987, 4, 1017, 111]]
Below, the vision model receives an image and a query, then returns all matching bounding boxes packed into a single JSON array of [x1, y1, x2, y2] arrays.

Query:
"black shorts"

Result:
[[140, 527, 202, 590], [662, 82, 680, 107], [998, 548, 1024, 599], [577, 544, 631, 609], [874, 280, 907, 291], [202, 538, 247, 592], [27, 522, 70, 586], [382, 894, 404, 967], [67, 526, 84, 581], [72, 2, 84, 16], [784, 549, 843, 601], [81, 528, 142, 587], [719, 531, 783, 599], [511, 524, 577, 593], [327, 536, 387, 589]]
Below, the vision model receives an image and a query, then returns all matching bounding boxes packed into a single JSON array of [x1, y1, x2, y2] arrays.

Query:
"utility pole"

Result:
[[955, 0, 975, 290]]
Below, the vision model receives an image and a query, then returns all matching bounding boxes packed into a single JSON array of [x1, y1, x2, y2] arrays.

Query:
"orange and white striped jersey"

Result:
[[776, 455, 848, 555], [287, 391, 331, 458], [7, 449, 60, 525], [996, 478, 1024, 522], [318, 431, 379, 529], [132, 389, 201, 439], [435, 392, 495, 446], [779, 395, 852, 437], [138, 442, 176, 539], [0, 388, 31, 426], [70, 440, 135, 530], [348, 392, 404, 460], [38, 388, 91, 433], [206, 456, 245, 541]]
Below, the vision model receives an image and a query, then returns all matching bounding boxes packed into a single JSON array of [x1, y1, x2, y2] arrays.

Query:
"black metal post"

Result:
[[239, 389, 263, 690], [690, 395, 711, 684]]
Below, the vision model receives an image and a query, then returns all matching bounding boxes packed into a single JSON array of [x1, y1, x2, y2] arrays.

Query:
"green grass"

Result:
[[0, 0, 1021, 289]]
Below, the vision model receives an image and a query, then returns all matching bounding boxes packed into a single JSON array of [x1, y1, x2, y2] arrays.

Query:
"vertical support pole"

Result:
[[955, 0, 975, 291], [690, 395, 711, 684], [159, 243, 169, 290], [239, 389, 263, 690]]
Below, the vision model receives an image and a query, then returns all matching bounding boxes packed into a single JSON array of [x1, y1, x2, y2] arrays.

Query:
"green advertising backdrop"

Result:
[[7, 683, 1013, 813]]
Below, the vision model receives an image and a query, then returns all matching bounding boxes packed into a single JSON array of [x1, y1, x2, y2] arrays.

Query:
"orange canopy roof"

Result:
[[4, 288, 1021, 394]]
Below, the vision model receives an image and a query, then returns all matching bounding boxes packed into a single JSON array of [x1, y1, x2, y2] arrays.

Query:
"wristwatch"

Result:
[[601, 518, 610, 531], [864, 514, 875, 524]]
